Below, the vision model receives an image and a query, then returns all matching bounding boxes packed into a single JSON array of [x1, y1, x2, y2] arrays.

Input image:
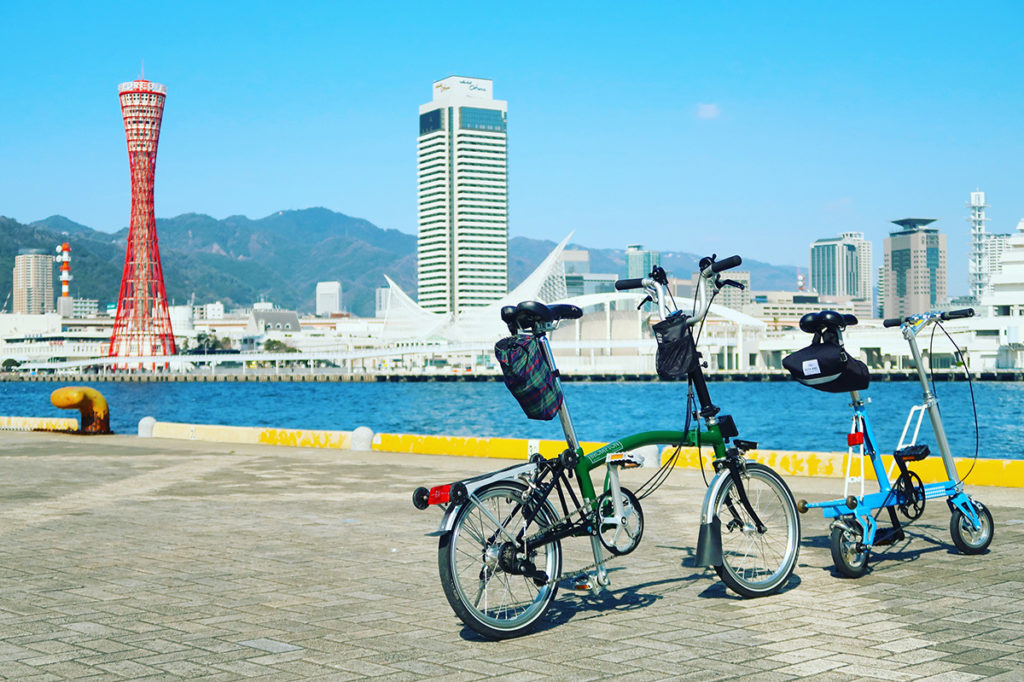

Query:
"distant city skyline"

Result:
[[3, 2, 1024, 297]]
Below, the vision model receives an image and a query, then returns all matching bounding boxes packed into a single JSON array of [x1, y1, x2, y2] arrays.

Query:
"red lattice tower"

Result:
[[109, 79, 177, 366]]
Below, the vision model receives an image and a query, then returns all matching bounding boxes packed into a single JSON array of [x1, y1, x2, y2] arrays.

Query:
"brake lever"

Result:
[[637, 295, 653, 310], [722, 279, 744, 290]]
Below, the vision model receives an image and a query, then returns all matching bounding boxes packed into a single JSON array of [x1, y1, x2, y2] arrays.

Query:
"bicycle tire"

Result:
[[437, 482, 562, 639], [712, 463, 800, 597], [830, 523, 869, 578], [950, 501, 994, 555]]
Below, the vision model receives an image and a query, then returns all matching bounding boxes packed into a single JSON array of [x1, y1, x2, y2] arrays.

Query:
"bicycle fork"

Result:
[[694, 454, 767, 568]]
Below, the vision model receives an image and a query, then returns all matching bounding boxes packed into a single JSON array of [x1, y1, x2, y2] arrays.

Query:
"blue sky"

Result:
[[2, 1, 1023, 295]]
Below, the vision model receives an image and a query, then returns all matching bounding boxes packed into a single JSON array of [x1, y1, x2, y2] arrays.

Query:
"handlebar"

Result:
[[710, 255, 742, 274], [884, 308, 975, 329], [942, 308, 975, 321], [614, 278, 645, 291]]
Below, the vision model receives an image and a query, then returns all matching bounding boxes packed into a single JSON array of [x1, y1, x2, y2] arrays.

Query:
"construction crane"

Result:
[[1, 290, 10, 313]]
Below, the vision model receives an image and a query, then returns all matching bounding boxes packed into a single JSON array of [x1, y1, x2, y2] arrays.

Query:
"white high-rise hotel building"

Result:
[[417, 76, 508, 315]]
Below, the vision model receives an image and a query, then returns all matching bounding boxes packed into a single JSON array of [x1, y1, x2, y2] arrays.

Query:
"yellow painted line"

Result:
[[0, 416, 78, 432], [150, 421, 352, 449]]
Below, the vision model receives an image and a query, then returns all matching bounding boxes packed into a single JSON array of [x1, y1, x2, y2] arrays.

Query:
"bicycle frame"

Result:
[[431, 329, 733, 586], [803, 313, 983, 543]]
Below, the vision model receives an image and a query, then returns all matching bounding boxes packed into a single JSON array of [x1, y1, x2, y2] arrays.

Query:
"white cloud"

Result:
[[696, 103, 720, 120]]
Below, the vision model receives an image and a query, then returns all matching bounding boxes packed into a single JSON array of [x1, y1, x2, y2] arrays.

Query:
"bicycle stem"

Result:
[[902, 323, 961, 488]]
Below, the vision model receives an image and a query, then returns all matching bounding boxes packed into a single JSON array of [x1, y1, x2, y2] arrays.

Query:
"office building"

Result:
[[315, 281, 342, 316], [375, 287, 392, 318], [417, 76, 508, 315], [625, 244, 660, 279], [561, 249, 590, 274], [809, 232, 872, 300], [882, 218, 947, 319], [12, 249, 54, 314]]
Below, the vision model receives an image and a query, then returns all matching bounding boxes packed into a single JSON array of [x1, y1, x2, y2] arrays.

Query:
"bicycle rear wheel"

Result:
[[713, 463, 800, 597], [438, 482, 562, 639]]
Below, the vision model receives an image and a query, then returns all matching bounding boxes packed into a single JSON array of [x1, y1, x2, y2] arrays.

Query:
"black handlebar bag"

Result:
[[494, 335, 564, 420], [652, 315, 700, 380], [783, 335, 869, 393]]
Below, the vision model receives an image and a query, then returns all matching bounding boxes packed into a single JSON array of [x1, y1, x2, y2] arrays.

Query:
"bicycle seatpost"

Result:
[[536, 334, 581, 455]]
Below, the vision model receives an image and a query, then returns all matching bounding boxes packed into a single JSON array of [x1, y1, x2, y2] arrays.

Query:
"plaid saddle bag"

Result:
[[494, 335, 563, 421]]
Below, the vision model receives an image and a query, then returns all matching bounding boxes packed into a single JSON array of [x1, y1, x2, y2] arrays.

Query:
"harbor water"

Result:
[[2, 379, 1022, 460]]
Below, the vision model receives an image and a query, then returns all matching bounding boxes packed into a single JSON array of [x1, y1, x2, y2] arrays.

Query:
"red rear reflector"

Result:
[[847, 432, 864, 446], [428, 485, 451, 505]]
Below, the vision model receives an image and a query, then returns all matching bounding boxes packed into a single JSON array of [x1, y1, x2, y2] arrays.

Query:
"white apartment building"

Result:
[[809, 231, 872, 300], [417, 76, 508, 315], [315, 281, 342, 316], [12, 250, 54, 315]]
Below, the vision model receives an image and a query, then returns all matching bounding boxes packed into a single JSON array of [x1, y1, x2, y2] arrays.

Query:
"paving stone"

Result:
[[1, 431, 1023, 680]]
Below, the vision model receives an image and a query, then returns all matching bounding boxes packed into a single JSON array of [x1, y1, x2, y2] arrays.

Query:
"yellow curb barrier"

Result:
[[371, 433, 1024, 489], [371, 432, 606, 460], [0, 415, 79, 432], [124, 420, 1024, 489], [150, 421, 353, 449]]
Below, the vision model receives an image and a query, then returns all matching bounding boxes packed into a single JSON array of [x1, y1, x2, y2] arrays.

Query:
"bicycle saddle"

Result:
[[799, 310, 858, 334], [501, 301, 583, 333]]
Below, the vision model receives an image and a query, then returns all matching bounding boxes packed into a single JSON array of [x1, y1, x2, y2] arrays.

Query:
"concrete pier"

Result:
[[4, 369, 1022, 383], [1, 430, 1022, 678]]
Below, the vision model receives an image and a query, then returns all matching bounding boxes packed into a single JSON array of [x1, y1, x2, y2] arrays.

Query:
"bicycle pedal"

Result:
[[607, 451, 644, 468], [572, 575, 593, 591]]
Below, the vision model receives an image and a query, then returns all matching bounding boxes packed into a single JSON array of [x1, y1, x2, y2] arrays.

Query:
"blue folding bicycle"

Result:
[[786, 307, 994, 577]]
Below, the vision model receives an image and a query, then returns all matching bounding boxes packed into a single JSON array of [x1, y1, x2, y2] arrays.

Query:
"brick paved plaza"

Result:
[[1, 431, 1023, 680]]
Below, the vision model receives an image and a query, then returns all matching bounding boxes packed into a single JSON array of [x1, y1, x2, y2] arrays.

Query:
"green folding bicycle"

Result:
[[413, 253, 801, 638]]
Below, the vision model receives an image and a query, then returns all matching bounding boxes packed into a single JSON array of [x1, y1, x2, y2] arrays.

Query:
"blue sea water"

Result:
[[1, 379, 1022, 460]]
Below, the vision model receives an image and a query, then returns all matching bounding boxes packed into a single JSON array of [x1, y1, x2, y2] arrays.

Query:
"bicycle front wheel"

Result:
[[438, 482, 562, 639], [713, 463, 800, 597]]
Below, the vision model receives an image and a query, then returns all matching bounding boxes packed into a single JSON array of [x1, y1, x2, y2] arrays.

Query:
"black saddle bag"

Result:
[[783, 338, 869, 393], [652, 315, 699, 380]]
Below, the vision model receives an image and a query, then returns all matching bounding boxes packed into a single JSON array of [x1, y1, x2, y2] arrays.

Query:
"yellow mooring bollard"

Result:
[[50, 386, 112, 434]]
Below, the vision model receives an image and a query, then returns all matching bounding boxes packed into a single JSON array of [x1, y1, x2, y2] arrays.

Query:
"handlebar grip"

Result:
[[883, 317, 904, 328], [711, 255, 742, 273], [941, 308, 975, 321], [615, 278, 645, 291]]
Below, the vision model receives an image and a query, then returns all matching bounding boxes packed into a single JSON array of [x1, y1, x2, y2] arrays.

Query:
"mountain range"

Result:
[[0, 208, 799, 317]]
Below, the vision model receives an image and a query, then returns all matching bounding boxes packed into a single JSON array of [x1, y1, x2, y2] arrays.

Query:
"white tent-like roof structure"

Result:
[[379, 233, 766, 344], [380, 233, 575, 342]]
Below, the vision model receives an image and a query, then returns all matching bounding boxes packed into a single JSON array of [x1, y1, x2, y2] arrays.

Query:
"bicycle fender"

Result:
[[433, 462, 538, 534], [698, 470, 732, 526]]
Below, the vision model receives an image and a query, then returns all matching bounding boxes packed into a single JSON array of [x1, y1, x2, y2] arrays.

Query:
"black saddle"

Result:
[[799, 310, 858, 335], [501, 301, 582, 334]]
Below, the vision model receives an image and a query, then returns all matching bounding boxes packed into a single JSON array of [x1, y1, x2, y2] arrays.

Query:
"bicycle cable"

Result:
[[690, 281, 716, 488], [928, 320, 980, 484], [634, 275, 711, 499], [634, 382, 692, 500]]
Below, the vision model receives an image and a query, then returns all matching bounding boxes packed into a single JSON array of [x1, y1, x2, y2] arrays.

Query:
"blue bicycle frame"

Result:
[[802, 311, 983, 546]]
